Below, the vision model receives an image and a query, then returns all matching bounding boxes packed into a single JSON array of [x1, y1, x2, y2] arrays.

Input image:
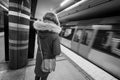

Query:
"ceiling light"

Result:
[[64, 0, 88, 11], [60, 0, 71, 7], [0, 3, 8, 11]]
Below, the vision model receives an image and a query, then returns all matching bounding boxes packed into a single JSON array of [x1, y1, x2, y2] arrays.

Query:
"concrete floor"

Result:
[[0, 53, 89, 80], [0, 34, 90, 80]]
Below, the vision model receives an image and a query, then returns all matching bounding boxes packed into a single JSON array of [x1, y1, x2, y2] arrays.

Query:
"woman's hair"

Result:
[[43, 12, 60, 26]]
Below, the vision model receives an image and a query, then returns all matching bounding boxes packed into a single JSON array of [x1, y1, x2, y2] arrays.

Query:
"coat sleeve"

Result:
[[52, 37, 61, 57]]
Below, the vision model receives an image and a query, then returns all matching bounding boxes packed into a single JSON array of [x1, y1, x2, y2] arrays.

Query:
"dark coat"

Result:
[[33, 21, 61, 77]]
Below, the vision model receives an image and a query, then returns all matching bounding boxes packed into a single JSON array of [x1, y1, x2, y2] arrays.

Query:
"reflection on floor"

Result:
[[0, 32, 5, 63], [0, 53, 90, 80]]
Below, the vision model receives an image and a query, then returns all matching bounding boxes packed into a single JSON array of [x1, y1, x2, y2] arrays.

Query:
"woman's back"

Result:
[[34, 11, 61, 80], [37, 31, 60, 59]]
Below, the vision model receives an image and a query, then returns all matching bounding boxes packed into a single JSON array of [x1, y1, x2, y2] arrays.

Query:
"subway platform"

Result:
[[0, 52, 92, 80], [0, 33, 92, 80], [0, 45, 117, 80]]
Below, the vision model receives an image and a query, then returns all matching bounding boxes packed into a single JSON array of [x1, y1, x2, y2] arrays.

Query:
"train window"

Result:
[[73, 29, 82, 42], [61, 28, 75, 40], [64, 29, 72, 37], [92, 30, 120, 57], [81, 30, 93, 45], [111, 31, 120, 56], [59, 28, 64, 37]]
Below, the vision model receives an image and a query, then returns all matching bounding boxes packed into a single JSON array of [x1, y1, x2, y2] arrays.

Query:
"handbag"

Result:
[[37, 33, 56, 72], [41, 58, 56, 72]]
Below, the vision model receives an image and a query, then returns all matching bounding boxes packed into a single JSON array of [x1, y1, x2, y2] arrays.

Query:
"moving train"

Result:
[[60, 24, 120, 79], [57, 0, 120, 79]]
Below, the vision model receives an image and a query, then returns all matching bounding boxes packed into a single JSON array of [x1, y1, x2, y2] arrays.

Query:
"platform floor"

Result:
[[0, 53, 91, 80], [0, 34, 91, 80]]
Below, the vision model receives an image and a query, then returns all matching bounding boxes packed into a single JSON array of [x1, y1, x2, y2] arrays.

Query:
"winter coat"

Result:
[[33, 20, 61, 77]]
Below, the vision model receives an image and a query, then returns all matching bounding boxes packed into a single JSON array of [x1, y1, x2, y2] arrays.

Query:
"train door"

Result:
[[71, 27, 82, 52], [77, 26, 97, 57]]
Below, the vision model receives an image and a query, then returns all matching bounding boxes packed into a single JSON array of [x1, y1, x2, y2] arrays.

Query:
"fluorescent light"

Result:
[[64, 0, 88, 11], [0, 4, 8, 11], [60, 0, 70, 7], [92, 25, 112, 29]]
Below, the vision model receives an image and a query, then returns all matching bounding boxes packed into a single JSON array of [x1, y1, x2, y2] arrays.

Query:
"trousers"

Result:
[[35, 74, 49, 80]]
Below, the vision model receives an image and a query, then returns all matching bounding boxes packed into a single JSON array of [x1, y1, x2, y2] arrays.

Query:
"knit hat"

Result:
[[43, 11, 60, 26]]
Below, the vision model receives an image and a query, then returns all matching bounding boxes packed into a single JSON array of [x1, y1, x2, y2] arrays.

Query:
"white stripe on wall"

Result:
[[9, 2, 30, 13], [9, 45, 28, 50], [112, 38, 120, 42], [9, 11, 30, 20], [9, 22, 29, 29], [9, 26, 29, 31], [9, 40, 29, 44]]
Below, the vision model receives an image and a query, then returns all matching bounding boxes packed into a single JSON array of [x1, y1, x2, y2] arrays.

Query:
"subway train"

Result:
[[60, 24, 120, 79], [57, 0, 120, 79]]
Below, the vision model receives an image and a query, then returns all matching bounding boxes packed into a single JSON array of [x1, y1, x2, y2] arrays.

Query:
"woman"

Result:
[[33, 12, 61, 80]]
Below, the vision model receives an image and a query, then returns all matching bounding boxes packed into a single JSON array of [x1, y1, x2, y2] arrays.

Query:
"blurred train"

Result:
[[57, 0, 120, 79], [60, 24, 120, 79]]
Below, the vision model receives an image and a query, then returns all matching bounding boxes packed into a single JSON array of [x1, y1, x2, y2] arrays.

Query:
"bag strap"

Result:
[[37, 31, 43, 60]]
